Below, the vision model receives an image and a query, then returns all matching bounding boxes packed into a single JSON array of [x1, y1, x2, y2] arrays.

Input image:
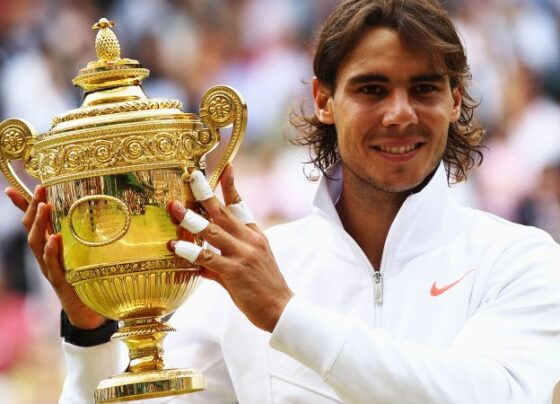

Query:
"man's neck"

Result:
[[335, 167, 408, 270]]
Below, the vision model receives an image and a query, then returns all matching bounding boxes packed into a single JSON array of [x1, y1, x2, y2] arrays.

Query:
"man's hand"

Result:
[[5, 185, 105, 330], [167, 164, 294, 333]]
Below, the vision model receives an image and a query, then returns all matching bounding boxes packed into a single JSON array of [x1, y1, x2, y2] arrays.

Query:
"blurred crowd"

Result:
[[0, 0, 559, 402]]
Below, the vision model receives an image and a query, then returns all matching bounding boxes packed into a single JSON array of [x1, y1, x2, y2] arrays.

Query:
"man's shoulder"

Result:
[[263, 213, 344, 257], [466, 208, 560, 304], [264, 214, 322, 245], [468, 207, 559, 252]]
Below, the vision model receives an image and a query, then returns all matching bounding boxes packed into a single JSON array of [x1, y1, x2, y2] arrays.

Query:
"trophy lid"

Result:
[[72, 18, 150, 92], [49, 18, 187, 133]]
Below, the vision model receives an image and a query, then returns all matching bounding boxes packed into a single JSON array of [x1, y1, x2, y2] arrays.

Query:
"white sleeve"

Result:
[[59, 340, 126, 404], [270, 241, 560, 404]]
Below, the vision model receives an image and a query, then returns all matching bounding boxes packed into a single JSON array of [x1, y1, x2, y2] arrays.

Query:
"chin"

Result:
[[376, 179, 423, 194], [343, 158, 440, 195], [371, 169, 434, 194]]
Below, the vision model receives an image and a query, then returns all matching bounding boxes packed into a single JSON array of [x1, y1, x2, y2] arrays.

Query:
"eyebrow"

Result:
[[410, 74, 447, 83], [347, 74, 389, 85], [346, 73, 447, 86]]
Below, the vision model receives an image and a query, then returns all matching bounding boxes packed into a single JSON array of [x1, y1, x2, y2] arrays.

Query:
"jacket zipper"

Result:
[[373, 270, 383, 304], [373, 269, 383, 328], [373, 195, 413, 327]]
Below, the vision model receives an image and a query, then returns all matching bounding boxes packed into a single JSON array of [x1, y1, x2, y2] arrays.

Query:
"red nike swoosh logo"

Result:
[[430, 269, 475, 297]]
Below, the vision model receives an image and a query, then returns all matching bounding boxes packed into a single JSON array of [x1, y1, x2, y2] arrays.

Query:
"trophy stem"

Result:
[[113, 317, 172, 373], [94, 317, 206, 403]]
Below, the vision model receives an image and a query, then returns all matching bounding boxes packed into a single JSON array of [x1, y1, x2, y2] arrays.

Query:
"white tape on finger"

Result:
[[207, 243, 221, 255], [228, 201, 255, 225], [189, 171, 214, 201], [180, 209, 209, 234], [175, 241, 203, 263]]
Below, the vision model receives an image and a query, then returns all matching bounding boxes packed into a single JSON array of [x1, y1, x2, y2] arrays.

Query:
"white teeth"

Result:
[[378, 144, 418, 154]]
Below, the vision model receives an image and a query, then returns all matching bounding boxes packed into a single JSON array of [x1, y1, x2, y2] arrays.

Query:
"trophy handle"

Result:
[[0, 119, 39, 203], [199, 85, 247, 190]]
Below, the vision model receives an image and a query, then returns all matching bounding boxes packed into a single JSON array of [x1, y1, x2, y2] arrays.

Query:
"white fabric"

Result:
[[189, 170, 213, 201], [179, 209, 209, 234], [228, 201, 256, 224], [174, 241, 203, 263], [61, 163, 560, 403], [61, 340, 128, 404]]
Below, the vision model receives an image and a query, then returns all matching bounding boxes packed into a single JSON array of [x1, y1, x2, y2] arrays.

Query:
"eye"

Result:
[[413, 84, 438, 93], [360, 85, 387, 95]]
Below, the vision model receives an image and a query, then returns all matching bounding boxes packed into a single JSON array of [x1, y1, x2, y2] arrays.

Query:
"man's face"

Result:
[[313, 27, 462, 193]]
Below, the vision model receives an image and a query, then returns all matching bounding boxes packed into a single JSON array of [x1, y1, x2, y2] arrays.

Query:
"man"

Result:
[[6, 0, 560, 402]]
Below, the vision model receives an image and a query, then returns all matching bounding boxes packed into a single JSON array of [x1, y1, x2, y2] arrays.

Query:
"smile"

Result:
[[375, 143, 422, 155]]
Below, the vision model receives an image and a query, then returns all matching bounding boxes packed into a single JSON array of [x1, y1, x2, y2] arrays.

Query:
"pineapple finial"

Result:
[[92, 18, 121, 62], [73, 18, 150, 91]]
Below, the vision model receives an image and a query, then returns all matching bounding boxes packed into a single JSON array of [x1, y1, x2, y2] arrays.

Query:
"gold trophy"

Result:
[[0, 18, 247, 403]]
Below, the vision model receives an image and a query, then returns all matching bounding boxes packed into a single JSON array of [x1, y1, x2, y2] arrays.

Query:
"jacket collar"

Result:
[[311, 162, 468, 258]]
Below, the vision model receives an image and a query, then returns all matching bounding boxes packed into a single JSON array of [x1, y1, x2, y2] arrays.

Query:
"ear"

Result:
[[450, 86, 462, 123], [312, 77, 335, 125]]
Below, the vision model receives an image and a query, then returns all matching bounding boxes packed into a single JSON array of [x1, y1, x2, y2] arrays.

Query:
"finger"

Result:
[[180, 206, 209, 234], [28, 202, 51, 271], [43, 233, 68, 289], [167, 201, 197, 241], [227, 201, 260, 233], [45, 202, 55, 235], [167, 200, 181, 225], [176, 226, 194, 242], [171, 239, 203, 261], [172, 202, 238, 254], [189, 171, 247, 236], [220, 164, 242, 206], [220, 164, 261, 233], [197, 268, 226, 289], [5, 187, 29, 212], [171, 240, 231, 273], [56, 232, 65, 266], [189, 170, 214, 201], [22, 185, 48, 232]]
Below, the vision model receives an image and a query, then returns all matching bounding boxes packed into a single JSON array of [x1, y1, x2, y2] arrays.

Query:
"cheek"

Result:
[[432, 128, 449, 163], [422, 104, 455, 132], [336, 132, 353, 158], [418, 107, 451, 155]]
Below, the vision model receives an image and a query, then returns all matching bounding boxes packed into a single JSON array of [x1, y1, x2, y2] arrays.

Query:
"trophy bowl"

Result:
[[0, 18, 247, 403]]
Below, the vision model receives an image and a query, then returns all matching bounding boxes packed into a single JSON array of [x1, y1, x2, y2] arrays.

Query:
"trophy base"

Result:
[[94, 368, 206, 403]]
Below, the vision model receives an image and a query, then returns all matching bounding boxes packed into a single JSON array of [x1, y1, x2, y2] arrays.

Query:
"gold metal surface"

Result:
[[94, 368, 206, 403], [0, 17, 247, 403], [51, 99, 184, 126], [67, 195, 132, 247]]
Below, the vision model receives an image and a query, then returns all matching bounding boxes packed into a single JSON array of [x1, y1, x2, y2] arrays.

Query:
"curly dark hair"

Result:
[[291, 0, 485, 183]]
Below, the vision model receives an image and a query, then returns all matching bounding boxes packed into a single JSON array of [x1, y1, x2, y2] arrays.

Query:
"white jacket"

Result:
[[61, 164, 560, 404]]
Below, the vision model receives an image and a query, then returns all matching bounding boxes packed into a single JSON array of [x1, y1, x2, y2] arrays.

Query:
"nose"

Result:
[[381, 90, 418, 128]]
